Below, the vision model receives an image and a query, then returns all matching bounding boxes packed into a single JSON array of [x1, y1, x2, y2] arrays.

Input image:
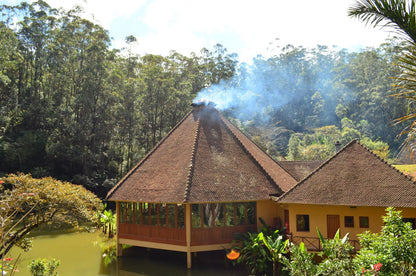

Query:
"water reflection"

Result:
[[116, 247, 243, 276], [11, 230, 244, 276]]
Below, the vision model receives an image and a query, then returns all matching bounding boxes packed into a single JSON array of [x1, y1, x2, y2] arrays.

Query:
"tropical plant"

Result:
[[236, 231, 272, 275], [257, 230, 289, 276], [100, 206, 116, 238], [316, 228, 356, 275], [348, 0, 416, 43], [28, 258, 60, 276], [282, 242, 317, 276]]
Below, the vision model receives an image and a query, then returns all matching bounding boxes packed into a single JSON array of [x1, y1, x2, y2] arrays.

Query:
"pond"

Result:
[[9, 230, 245, 276]]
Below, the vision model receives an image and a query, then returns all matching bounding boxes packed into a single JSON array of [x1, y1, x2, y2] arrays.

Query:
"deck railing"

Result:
[[288, 234, 360, 253]]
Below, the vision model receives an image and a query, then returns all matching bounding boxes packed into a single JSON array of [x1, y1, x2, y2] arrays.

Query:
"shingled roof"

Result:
[[275, 140, 416, 207], [106, 103, 297, 203], [277, 160, 323, 181]]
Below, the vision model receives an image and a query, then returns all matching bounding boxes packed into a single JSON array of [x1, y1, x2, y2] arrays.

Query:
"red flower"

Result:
[[3, 258, 13, 261], [0, 180, 3, 184], [373, 263, 382, 271]]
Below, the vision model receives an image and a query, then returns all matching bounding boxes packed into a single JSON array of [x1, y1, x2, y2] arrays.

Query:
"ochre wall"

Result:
[[256, 200, 284, 231], [282, 203, 416, 240]]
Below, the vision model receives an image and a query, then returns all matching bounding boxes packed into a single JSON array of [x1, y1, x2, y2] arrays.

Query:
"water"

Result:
[[8, 230, 244, 276]]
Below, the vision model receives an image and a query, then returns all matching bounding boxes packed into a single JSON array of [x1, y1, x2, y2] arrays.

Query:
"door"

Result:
[[284, 209, 290, 234], [327, 215, 340, 239]]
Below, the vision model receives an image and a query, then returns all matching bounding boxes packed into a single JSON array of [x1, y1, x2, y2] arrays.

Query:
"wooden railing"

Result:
[[119, 223, 186, 245], [288, 234, 360, 253], [191, 225, 255, 246]]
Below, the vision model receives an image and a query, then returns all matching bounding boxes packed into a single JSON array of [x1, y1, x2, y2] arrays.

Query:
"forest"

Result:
[[0, 1, 410, 198]]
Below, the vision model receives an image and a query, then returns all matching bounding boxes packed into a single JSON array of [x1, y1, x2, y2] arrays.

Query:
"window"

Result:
[[359, 216, 369, 228], [296, 215, 310, 232], [344, 216, 354, 228]]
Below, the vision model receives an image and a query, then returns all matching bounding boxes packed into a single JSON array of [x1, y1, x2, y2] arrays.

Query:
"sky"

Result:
[[4, 0, 393, 62]]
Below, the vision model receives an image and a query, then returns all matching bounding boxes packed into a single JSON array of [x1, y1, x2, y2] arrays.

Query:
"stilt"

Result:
[[186, 204, 192, 269]]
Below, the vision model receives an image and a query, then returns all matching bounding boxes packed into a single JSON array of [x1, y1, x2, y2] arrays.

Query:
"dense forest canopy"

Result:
[[0, 1, 410, 197]]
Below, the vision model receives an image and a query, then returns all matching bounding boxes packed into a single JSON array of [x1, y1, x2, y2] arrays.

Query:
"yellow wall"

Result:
[[256, 200, 284, 231], [281, 203, 416, 240]]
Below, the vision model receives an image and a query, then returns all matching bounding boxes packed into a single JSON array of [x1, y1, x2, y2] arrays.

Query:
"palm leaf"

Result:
[[348, 0, 416, 43]]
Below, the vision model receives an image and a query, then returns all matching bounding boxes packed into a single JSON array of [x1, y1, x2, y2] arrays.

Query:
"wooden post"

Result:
[[185, 204, 192, 269], [116, 201, 123, 257]]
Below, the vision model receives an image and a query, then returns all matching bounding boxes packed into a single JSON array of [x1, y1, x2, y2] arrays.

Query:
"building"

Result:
[[106, 102, 299, 268], [275, 139, 416, 250], [106, 103, 416, 267]]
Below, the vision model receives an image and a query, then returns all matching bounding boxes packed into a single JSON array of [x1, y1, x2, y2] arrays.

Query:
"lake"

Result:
[[9, 230, 244, 275]]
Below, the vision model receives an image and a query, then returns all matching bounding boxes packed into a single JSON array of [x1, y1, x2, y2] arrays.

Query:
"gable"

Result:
[[276, 140, 416, 208]]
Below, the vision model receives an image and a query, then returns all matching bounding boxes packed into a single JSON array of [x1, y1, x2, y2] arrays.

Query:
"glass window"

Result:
[[296, 215, 310, 232], [359, 216, 369, 228], [142, 203, 150, 225], [119, 202, 126, 223], [344, 216, 354, 228], [215, 203, 224, 227], [192, 204, 202, 229], [135, 203, 142, 224], [168, 204, 176, 228], [225, 203, 235, 227], [177, 204, 185, 228], [159, 204, 167, 227], [150, 204, 158, 226], [247, 202, 256, 225], [237, 203, 246, 225], [126, 202, 134, 224], [203, 204, 213, 228]]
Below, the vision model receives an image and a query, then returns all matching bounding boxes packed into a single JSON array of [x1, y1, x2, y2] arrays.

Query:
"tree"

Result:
[[0, 173, 103, 258], [355, 207, 416, 275], [348, 0, 416, 154], [348, 0, 416, 43]]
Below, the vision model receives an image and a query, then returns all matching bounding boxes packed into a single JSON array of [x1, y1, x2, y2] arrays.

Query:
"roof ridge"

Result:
[[183, 116, 201, 202], [219, 113, 283, 195], [106, 110, 193, 200], [276, 139, 358, 202], [276, 139, 416, 203], [356, 139, 416, 183]]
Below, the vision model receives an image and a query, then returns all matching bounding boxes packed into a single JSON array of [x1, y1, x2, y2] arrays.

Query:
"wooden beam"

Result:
[[116, 202, 123, 257], [185, 204, 192, 269]]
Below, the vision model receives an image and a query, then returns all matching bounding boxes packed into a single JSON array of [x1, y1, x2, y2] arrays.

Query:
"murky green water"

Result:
[[8, 230, 244, 276]]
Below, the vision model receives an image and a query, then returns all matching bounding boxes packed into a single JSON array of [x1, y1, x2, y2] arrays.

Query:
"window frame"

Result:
[[359, 216, 369, 228], [344, 216, 354, 228], [296, 214, 310, 232]]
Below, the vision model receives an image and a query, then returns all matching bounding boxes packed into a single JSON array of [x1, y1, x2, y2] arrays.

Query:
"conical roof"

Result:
[[276, 140, 416, 207], [106, 103, 297, 203]]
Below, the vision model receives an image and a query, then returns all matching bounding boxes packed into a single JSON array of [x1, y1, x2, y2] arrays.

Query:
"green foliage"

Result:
[[355, 207, 416, 275], [99, 207, 116, 238], [257, 230, 289, 276], [316, 228, 356, 275], [282, 242, 317, 276], [28, 258, 60, 276], [237, 231, 272, 275], [0, 173, 103, 258]]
